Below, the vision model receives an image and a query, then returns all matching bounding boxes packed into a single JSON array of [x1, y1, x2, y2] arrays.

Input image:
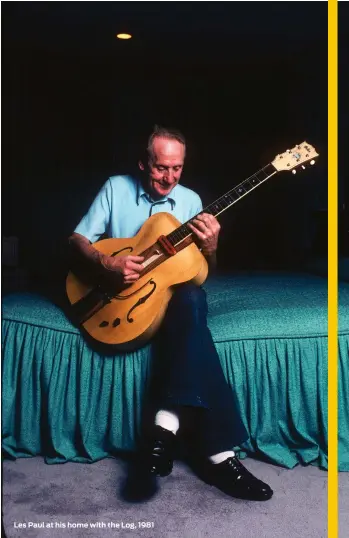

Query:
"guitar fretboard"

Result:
[[167, 163, 277, 247]]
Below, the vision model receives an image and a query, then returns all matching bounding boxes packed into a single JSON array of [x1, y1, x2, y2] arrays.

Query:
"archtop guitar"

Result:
[[66, 142, 319, 350]]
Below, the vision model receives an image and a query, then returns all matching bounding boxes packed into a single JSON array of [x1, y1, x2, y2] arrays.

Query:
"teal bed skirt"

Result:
[[2, 272, 349, 470]]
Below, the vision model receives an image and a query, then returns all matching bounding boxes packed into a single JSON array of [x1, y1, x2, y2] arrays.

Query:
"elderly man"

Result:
[[68, 125, 273, 501]]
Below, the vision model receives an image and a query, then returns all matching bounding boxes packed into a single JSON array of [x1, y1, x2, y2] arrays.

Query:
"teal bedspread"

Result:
[[2, 272, 349, 470]]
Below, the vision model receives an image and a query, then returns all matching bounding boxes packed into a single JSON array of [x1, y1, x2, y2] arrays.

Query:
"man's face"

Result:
[[140, 137, 185, 200]]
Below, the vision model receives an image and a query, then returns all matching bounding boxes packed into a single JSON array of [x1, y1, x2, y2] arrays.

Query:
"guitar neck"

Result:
[[167, 162, 278, 247]]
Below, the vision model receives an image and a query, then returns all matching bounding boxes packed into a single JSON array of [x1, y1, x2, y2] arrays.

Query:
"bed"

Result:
[[2, 271, 348, 470]]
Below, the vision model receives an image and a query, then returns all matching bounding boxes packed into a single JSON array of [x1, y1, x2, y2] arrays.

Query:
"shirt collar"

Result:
[[136, 179, 177, 209]]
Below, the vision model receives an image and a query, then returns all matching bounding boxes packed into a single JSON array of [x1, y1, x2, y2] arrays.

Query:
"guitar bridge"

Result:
[[158, 235, 177, 256]]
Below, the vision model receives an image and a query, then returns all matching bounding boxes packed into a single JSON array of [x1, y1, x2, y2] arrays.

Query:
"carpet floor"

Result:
[[2, 456, 347, 538]]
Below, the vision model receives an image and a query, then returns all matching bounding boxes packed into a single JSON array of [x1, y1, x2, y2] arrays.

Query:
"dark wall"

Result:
[[2, 2, 329, 290]]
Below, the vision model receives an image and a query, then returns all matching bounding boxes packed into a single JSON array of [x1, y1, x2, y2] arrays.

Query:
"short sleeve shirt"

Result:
[[74, 175, 203, 243]]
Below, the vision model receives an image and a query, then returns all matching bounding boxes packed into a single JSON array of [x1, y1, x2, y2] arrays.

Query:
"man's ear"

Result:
[[138, 160, 145, 171]]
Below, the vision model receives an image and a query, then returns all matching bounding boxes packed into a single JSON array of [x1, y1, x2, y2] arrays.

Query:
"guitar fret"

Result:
[[255, 169, 268, 181], [207, 202, 223, 216], [225, 195, 236, 205], [249, 175, 261, 187], [170, 224, 191, 244], [216, 199, 229, 211], [177, 229, 185, 240], [235, 185, 247, 195], [182, 226, 190, 237], [243, 178, 258, 190], [227, 191, 240, 202]]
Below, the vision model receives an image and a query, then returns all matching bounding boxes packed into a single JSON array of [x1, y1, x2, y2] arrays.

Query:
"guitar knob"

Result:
[[292, 170, 297, 174], [310, 160, 315, 165]]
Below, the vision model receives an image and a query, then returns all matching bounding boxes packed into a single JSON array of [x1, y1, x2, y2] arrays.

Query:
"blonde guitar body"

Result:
[[66, 141, 319, 351], [66, 213, 208, 350]]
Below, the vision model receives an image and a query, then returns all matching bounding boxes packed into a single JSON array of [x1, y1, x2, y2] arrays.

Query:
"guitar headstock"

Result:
[[272, 142, 319, 174]]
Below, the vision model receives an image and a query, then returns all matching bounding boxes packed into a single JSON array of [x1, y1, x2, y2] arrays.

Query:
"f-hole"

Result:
[[111, 247, 133, 257]]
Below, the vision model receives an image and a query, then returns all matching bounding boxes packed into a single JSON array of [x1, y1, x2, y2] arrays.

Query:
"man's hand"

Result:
[[101, 255, 145, 285], [187, 213, 221, 257]]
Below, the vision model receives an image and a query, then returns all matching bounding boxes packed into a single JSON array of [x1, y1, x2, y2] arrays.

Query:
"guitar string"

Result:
[[167, 163, 276, 245]]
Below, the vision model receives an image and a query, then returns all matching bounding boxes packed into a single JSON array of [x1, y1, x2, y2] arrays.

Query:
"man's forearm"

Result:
[[70, 232, 218, 280], [68, 232, 105, 280]]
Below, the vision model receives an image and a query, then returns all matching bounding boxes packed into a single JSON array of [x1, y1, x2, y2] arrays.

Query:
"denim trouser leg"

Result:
[[149, 283, 249, 456]]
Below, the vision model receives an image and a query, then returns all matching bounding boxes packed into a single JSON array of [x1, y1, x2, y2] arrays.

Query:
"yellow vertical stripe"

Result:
[[328, 1, 338, 537]]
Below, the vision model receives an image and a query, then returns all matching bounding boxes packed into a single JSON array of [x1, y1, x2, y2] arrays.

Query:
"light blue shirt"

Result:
[[74, 175, 203, 243]]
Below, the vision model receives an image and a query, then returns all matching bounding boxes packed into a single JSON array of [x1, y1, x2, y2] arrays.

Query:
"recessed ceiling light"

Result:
[[116, 33, 132, 40]]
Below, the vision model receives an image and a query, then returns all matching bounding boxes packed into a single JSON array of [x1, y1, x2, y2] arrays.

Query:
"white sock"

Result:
[[208, 450, 235, 464], [155, 410, 180, 434]]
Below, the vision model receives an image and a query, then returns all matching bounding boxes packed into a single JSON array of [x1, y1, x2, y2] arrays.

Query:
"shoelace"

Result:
[[225, 457, 257, 481]]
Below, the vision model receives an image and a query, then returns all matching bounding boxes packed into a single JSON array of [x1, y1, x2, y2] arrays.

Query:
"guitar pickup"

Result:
[[158, 235, 177, 256]]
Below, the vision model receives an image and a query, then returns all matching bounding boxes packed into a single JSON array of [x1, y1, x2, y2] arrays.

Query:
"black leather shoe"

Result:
[[196, 456, 273, 501], [122, 460, 158, 502], [144, 425, 177, 477]]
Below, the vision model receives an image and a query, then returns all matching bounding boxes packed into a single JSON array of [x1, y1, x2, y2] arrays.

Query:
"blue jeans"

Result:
[[148, 283, 249, 456]]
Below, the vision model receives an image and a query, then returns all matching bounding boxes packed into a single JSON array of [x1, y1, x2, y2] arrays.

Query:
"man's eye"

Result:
[[157, 167, 165, 172]]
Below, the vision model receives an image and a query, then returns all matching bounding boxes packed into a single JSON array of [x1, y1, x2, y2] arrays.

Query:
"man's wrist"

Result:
[[203, 251, 217, 269]]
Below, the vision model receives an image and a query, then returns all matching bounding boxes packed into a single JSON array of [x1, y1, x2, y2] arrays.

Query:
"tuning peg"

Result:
[[310, 160, 315, 165], [292, 170, 297, 174]]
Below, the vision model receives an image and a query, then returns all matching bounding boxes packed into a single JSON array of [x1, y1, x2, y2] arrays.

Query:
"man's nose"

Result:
[[164, 170, 175, 183]]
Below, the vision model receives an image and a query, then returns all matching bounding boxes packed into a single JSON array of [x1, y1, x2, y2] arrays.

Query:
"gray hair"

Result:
[[147, 125, 186, 162]]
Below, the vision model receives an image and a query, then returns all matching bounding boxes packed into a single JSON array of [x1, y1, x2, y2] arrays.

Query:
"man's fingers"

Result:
[[103, 255, 144, 272], [128, 255, 145, 263], [126, 260, 144, 273], [197, 213, 211, 221], [190, 219, 206, 230], [190, 220, 213, 236], [125, 272, 140, 282], [187, 222, 206, 240], [197, 214, 220, 230]]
